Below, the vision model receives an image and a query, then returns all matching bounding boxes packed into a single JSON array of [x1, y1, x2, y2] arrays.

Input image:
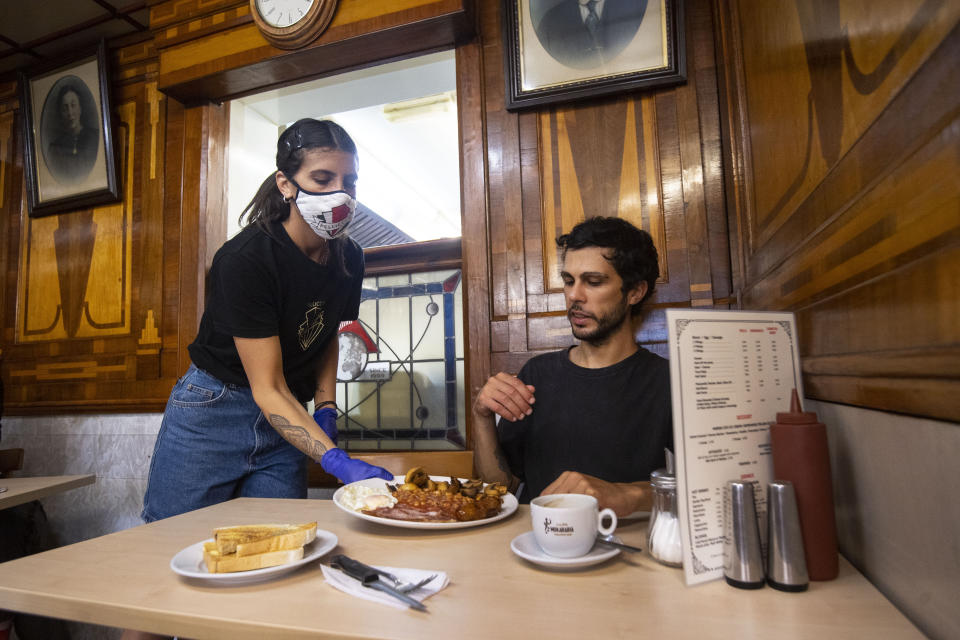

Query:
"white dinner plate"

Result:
[[169, 529, 338, 585], [333, 476, 519, 530], [510, 531, 620, 569]]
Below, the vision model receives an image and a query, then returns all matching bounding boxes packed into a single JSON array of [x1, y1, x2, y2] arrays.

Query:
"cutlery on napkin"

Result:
[[323, 555, 449, 610]]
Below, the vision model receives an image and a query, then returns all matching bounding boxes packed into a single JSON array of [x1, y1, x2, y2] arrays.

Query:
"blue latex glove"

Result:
[[320, 448, 394, 484], [313, 407, 339, 446]]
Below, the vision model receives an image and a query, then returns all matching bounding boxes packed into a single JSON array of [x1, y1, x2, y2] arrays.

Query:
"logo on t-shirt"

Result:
[[298, 302, 325, 350]]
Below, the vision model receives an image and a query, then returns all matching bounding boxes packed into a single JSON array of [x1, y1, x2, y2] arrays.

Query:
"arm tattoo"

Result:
[[269, 414, 328, 460]]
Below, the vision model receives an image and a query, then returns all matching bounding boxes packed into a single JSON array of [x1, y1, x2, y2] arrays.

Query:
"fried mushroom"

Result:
[[404, 467, 429, 488]]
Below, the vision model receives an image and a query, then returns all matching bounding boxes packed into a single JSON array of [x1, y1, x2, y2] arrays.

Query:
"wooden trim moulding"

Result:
[[157, 2, 476, 104], [363, 238, 461, 276]]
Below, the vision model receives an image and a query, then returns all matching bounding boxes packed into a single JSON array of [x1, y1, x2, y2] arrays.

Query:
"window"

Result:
[[226, 50, 466, 451]]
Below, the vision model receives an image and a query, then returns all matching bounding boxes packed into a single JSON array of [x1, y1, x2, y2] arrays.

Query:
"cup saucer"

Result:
[[510, 531, 620, 569]]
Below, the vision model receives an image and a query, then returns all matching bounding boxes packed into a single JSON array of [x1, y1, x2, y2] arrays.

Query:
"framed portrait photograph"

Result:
[[502, 0, 686, 110], [19, 40, 119, 217]]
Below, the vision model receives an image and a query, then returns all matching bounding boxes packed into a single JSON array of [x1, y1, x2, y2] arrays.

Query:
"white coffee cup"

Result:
[[530, 493, 617, 558]]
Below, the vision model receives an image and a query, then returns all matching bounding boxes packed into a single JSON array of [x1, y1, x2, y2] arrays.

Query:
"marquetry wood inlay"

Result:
[[9, 359, 128, 382], [538, 96, 668, 292], [155, 3, 251, 48], [16, 101, 136, 343], [151, 0, 247, 30], [738, 0, 958, 252], [147, 82, 160, 180], [138, 310, 161, 355], [717, 0, 960, 420]]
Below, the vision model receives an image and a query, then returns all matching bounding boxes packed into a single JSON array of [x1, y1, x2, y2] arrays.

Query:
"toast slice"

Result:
[[234, 524, 317, 557], [212, 522, 317, 555], [203, 542, 304, 573]]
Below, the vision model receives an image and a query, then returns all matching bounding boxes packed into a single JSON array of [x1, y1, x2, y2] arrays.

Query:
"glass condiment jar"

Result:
[[647, 468, 682, 567]]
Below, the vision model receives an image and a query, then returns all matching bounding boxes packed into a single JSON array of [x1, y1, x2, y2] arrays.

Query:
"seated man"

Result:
[[473, 216, 672, 516]]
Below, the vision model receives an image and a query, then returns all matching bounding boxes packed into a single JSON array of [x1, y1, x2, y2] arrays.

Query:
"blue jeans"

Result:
[[142, 365, 308, 522]]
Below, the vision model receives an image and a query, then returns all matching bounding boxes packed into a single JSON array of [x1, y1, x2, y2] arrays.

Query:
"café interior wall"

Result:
[[0, 0, 954, 636], [713, 2, 960, 638], [807, 399, 960, 640]]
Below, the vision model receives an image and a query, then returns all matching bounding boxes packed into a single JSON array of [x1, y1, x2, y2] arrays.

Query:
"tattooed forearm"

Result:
[[269, 414, 329, 460]]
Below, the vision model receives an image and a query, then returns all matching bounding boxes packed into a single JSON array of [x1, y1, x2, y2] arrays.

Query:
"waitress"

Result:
[[141, 118, 392, 523]]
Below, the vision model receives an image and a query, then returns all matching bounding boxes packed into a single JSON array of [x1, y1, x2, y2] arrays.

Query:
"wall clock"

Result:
[[249, 0, 339, 50]]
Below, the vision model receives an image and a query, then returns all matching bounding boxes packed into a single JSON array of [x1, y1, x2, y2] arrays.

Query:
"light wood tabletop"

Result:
[[0, 474, 96, 511], [0, 497, 922, 640]]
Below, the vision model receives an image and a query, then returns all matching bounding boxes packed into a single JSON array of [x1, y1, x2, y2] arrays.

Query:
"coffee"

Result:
[[530, 494, 617, 558], [540, 497, 580, 509]]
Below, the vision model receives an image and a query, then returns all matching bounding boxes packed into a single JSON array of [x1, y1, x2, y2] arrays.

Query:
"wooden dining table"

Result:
[[0, 474, 96, 511], [0, 496, 922, 640]]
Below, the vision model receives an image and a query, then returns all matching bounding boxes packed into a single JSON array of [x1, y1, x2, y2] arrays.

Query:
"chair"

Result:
[[0, 448, 24, 478]]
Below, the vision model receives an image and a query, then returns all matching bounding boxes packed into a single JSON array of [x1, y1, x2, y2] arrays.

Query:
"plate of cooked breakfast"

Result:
[[170, 522, 338, 585], [334, 468, 519, 530]]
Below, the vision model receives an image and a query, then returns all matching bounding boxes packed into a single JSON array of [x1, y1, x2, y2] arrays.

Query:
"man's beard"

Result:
[[568, 299, 631, 345]]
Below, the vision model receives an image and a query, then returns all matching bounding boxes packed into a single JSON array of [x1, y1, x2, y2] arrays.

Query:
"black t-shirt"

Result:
[[188, 222, 363, 403], [498, 346, 674, 503]]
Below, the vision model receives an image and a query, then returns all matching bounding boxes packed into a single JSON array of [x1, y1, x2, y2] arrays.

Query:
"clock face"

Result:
[[255, 0, 315, 28]]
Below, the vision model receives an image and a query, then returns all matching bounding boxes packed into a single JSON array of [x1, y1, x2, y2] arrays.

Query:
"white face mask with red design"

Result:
[[288, 179, 356, 240]]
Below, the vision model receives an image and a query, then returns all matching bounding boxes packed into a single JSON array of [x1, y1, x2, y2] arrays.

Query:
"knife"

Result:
[[329, 554, 427, 612]]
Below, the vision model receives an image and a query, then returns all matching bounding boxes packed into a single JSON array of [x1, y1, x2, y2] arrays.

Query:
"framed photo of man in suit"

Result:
[[502, 0, 685, 110], [19, 40, 120, 217]]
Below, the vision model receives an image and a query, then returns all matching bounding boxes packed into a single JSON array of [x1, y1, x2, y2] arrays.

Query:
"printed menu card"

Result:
[[665, 309, 803, 586]]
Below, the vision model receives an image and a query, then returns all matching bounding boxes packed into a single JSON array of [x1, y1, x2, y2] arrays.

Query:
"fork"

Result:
[[395, 574, 438, 593], [337, 557, 436, 593], [375, 570, 437, 593]]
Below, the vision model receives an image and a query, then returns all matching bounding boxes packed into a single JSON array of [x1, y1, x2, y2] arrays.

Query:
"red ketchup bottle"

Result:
[[769, 389, 839, 580]]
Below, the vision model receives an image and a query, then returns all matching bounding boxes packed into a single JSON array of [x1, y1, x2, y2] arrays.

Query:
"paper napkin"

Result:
[[321, 564, 449, 610]]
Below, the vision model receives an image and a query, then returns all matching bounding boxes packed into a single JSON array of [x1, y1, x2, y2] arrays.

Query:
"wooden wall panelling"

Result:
[[710, 0, 750, 296], [714, 0, 960, 421], [457, 32, 490, 449], [476, 0, 730, 374], [0, 95, 16, 353], [0, 37, 186, 412], [685, 0, 730, 307], [165, 100, 228, 378]]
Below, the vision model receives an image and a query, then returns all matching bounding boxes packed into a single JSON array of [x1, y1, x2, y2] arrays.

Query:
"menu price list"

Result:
[[666, 310, 803, 586]]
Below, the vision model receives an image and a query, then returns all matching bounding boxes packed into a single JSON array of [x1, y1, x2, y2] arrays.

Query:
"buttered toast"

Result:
[[203, 522, 317, 573]]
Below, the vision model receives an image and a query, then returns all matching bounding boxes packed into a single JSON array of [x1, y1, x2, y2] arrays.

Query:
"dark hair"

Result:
[[57, 85, 81, 109], [240, 118, 358, 274], [556, 216, 659, 316]]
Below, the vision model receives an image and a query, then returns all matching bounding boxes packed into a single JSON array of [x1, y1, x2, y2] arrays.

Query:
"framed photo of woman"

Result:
[[502, 0, 686, 110], [18, 40, 120, 217]]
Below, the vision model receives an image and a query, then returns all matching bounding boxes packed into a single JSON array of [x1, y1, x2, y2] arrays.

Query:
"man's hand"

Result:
[[474, 372, 536, 422], [540, 471, 649, 517]]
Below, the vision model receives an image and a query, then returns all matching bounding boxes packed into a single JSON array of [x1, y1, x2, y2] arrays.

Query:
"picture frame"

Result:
[[18, 39, 119, 217], [502, 0, 686, 111]]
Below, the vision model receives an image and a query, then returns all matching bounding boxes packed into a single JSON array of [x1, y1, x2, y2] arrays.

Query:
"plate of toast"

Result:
[[170, 522, 338, 585], [333, 473, 519, 530]]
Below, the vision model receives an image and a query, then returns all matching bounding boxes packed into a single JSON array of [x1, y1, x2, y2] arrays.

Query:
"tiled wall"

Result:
[[809, 399, 960, 640], [1, 413, 162, 546], [2, 413, 162, 640], [1, 413, 335, 640]]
